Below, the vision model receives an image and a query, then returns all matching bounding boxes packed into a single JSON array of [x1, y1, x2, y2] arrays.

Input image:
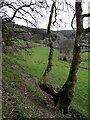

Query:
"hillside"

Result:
[[2, 24, 89, 119], [15, 24, 75, 40], [2, 43, 88, 119], [1, 0, 89, 118], [15, 24, 90, 42], [4, 23, 89, 50]]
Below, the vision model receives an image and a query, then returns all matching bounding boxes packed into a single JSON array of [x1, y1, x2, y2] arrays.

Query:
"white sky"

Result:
[[12, 0, 89, 30]]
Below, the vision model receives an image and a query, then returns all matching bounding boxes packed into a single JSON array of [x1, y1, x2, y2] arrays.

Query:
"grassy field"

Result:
[[80, 50, 89, 68], [2, 46, 88, 119]]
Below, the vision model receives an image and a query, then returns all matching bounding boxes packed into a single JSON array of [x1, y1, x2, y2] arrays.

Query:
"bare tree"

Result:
[[39, 0, 90, 115], [55, 32, 74, 55], [0, 0, 49, 25], [0, 0, 50, 53], [59, 39, 74, 54], [1, 0, 89, 115]]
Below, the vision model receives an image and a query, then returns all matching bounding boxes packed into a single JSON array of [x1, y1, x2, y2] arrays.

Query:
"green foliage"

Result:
[[80, 50, 90, 68], [11, 38, 26, 45], [14, 106, 29, 119]]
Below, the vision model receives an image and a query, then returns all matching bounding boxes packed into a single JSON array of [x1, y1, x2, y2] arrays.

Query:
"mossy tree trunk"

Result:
[[54, 1, 84, 114], [38, 0, 90, 115], [38, 0, 57, 88]]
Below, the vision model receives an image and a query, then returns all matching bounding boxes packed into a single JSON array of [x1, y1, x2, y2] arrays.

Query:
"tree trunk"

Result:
[[38, 0, 85, 115], [54, 1, 84, 114], [38, 0, 58, 95]]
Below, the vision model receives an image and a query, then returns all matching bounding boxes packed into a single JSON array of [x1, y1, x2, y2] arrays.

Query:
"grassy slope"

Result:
[[80, 51, 89, 68], [3, 54, 58, 119], [2, 46, 88, 119]]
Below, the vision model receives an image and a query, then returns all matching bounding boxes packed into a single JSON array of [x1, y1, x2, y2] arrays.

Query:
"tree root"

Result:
[[38, 76, 76, 115]]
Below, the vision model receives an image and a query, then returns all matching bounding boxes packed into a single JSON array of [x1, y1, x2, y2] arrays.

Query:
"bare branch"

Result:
[[39, 0, 57, 86], [20, 9, 37, 23], [52, 5, 57, 25], [81, 50, 90, 53], [84, 27, 90, 35], [1, 0, 49, 27], [15, 16, 36, 27], [64, 0, 75, 11], [71, 11, 76, 29], [81, 27, 90, 38], [82, 13, 90, 18], [47, 0, 57, 35], [11, 4, 31, 21]]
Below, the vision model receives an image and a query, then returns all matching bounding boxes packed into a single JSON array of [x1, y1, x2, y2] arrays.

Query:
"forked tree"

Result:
[[1, 0, 90, 115], [38, 0, 90, 114]]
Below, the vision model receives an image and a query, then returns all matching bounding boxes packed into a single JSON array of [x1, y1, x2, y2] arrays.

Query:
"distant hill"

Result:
[[15, 24, 57, 41], [57, 30, 76, 39], [10, 24, 89, 43], [15, 24, 75, 40]]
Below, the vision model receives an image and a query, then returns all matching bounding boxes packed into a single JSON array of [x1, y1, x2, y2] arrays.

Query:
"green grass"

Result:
[[30, 41, 40, 45], [2, 46, 88, 119], [80, 51, 90, 68], [2, 54, 47, 119], [10, 38, 40, 46]]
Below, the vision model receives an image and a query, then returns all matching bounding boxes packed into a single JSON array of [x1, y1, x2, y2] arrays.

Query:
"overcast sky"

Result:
[[12, 0, 89, 30]]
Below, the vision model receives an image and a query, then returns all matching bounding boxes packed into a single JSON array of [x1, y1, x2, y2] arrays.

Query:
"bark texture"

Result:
[[57, 1, 84, 114], [38, 0, 57, 93], [38, 0, 90, 115]]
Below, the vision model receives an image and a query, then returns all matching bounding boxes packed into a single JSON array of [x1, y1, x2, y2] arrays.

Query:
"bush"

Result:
[[63, 56, 67, 61]]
